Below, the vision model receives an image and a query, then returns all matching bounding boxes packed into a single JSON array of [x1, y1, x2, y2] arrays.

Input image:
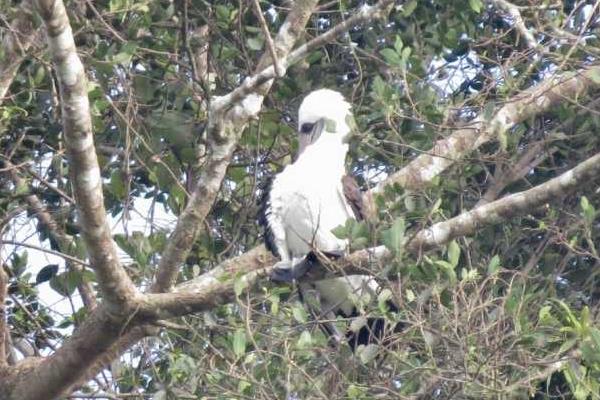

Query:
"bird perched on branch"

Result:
[[259, 89, 397, 351]]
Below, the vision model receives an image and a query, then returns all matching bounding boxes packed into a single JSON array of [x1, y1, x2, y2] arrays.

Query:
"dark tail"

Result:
[[345, 301, 403, 352]]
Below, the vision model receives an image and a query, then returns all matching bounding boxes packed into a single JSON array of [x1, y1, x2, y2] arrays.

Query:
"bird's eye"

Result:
[[300, 123, 314, 134]]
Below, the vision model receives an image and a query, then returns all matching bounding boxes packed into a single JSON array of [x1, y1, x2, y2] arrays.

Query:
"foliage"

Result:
[[2, 0, 600, 398]]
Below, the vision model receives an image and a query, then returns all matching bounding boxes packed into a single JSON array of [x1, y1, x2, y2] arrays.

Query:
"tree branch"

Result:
[[11, 306, 135, 400], [251, 0, 283, 76], [5, 163, 96, 308], [0, 0, 38, 101], [374, 65, 600, 192], [406, 151, 600, 252], [475, 140, 552, 207], [139, 149, 600, 318], [490, 0, 540, 52], [212, 0, 395, 113], [34, 0, 137, 312]]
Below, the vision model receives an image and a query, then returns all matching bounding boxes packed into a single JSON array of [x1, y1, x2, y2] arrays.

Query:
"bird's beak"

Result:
[[297, 118, 325, 157]]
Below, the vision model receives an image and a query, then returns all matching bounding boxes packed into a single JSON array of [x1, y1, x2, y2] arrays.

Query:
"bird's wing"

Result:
[[342, 175, 365, 221], [258, 176, 279, 258]]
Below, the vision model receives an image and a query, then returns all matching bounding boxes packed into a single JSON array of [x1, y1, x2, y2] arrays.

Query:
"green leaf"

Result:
[[292, 304, 308, 323], [401, 47, 412, 65], [588, 69, 600, 84], [380, 48, 401, 65], [394, 36, 404, 53], [332, 224, 348, 239], [49, 270, 81, 297], [232, 329, 247, 357], [246, 36, 264, 51], [350, 220, 369, 241], [382, 217, 405, 255], [402, 0, 418, 16], [580, 196, 596, 224], [109, 170, 127, 199], [469, 0, 483, 13], [486, 255, 501, 276], [538, 305, 556, 325], [447, 241, 460, 268], [372, 75, 386, 100], [234, 275, 248, 296], [11, 251, 28, 276], [297, 330, 312, 349], [434, 260, 457, 284]]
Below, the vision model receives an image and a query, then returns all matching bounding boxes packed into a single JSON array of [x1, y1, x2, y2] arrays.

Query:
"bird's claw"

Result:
[[270, 258, 312, 282]]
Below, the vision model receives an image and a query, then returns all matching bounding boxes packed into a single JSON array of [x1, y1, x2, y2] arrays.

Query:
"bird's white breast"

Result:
[[269, 137, 353, 257]]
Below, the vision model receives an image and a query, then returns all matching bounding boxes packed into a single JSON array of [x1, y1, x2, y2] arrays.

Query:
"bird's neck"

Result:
[[299, 133, 348, 170]]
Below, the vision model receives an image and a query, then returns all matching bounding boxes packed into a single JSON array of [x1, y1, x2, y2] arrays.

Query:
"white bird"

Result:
[[259, 89, 395, 349]]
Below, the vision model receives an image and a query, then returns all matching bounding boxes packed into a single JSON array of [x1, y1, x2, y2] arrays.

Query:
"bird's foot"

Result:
[[305, 249, 345, 265], [319, 249, 345, 259], [270, 258, 312, 282]]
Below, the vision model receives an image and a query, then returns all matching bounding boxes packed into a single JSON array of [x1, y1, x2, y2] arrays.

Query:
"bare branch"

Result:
[[375, 65, 600, 192], [34, 0, 137, 312], [251, 0, 283, 77], [0, 240, 89, 267], [475, 141, 549, 206], [490, 0, 540, 52]]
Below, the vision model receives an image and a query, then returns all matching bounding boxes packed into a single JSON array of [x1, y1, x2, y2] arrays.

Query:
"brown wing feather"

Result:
[[342, 175, 365, 221]]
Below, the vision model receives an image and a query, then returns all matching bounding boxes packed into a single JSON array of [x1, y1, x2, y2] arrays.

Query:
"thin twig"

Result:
[[1, 240, 90, 267], [251, 0, 283, 76]]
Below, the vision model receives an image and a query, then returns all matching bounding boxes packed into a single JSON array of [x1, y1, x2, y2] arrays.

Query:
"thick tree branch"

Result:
[[0, 0, 38, 101], [34, 0, 137, 312], [11, 306, 135, 400], [406, 151, 600, 252], [374, 65, 600, 193]]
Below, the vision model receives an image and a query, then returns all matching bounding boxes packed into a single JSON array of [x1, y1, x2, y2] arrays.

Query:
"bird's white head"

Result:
[[296, 89, 353, 155]]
